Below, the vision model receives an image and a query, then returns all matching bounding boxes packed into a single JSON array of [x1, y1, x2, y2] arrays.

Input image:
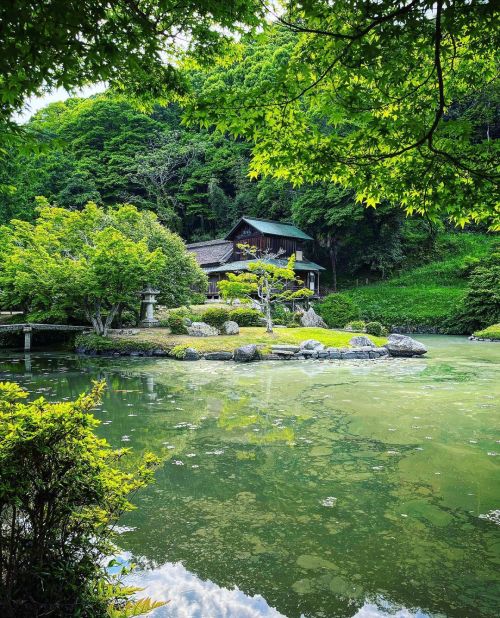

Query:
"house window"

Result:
[[296, 249, 303, 261]]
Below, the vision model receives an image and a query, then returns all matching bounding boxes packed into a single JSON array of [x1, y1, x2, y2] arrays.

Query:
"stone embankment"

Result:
[[76, 334, 427, 361]]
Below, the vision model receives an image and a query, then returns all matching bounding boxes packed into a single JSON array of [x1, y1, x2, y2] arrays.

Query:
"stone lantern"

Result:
[[139, 285, 160, 328]]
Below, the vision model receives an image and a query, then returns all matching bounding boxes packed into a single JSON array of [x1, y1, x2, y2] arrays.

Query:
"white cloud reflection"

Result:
[[125, 560, 434, 618]]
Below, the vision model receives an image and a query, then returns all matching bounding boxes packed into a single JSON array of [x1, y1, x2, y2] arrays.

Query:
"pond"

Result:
[[1, 336, 499, 618]]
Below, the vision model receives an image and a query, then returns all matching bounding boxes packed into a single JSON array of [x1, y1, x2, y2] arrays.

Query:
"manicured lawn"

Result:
[[110, 326, 386, 353]]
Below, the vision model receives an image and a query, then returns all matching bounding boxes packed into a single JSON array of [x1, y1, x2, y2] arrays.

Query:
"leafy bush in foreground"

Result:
[[316, 294, 361, 328], [167, 313, 188, 335], [0, 381, 162, 618]]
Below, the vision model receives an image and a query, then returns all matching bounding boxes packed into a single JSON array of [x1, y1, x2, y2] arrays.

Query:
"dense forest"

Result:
[[1, 93, 485, 292]]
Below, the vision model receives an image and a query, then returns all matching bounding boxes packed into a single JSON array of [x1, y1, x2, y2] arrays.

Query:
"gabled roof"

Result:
[[225, 217, 313, 241], [203, 258, 325, 274], [186, 239, 232, 266]]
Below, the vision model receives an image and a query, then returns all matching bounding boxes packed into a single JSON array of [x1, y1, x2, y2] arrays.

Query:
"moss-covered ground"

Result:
[[79, 327, 386, 355]]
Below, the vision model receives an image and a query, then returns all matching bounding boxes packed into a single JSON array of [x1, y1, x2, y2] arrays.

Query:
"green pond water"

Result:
[[1, 336, 499, 618]]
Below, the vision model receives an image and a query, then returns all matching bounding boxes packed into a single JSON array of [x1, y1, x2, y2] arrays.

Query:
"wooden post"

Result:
[[23, 326, 32, 352]]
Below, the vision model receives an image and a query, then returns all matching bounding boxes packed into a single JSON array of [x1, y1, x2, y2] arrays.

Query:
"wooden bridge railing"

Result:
[[0, 323, 90, 351]]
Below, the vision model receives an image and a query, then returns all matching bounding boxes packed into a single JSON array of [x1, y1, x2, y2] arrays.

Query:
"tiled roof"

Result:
[[203, 258, 325, 274], [186, 239, 233, 266], [226, 217, 313, 241]]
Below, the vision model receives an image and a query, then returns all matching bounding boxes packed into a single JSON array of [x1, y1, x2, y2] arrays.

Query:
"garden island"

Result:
[[0, 2, 499, 618]]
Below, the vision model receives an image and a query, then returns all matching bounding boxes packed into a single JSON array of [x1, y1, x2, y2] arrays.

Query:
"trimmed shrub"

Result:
[[228, 308, 263, 326], [166, 314, 188, 335], [365, 321, 386, 336], [201, 307, 230, 328], [170, 344, 190, 359], [316, 294, 361, 328], [272, 304, 291, 325], [347, 320, 366, 331]]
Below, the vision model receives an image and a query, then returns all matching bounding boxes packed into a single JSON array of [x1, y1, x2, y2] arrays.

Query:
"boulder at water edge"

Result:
[[349, 335, 376, 347], [300, 339, 325, 351], [187, 322, 220, 337], [300, 307, 327, 328], [221, 320, 239, 335], [234, 344, 259, 362], [384, 334, 427, 357]]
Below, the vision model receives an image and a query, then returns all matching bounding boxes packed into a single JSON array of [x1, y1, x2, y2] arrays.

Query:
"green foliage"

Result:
[[347, 320, 366, 331], [452, 251, 500, 333], [473, 324, 500, 340], [348, 233, 496, 333], [317, 294, 361, 328], [365, 322, 387, 337], [228, 308, 263, 326], [170, 344, 190, 359], [166, 314, 188, 335], [0, 1, 263, 151], [189, 292, 207, 305], [218, 246, 313, 332], [0, 380, 161, 617], [0, 202, 205, 334], [75, 334, 162, 355], [201, 307, 230, 328], [187, 5, 499, 228]]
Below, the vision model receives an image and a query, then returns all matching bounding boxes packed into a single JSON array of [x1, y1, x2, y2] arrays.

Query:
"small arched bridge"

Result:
[[0, 323, 90, 351]]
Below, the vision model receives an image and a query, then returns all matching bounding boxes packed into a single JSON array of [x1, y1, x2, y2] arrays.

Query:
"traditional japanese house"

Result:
[[187, 217, 325, 299]]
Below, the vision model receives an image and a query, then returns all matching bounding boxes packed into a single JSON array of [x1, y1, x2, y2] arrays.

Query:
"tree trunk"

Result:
[[265, 281, 273, 333], [102, 304, 120, 337], [328, 235, 338, 292]]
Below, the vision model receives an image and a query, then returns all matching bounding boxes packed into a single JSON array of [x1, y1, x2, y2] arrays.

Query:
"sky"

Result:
[[15, 83, 107, 123]]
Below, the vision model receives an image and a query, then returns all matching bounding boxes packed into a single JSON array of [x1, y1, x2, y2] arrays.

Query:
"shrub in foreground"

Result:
[[317, 294, 361, 328], [0, 380, 162, 618], [167, 313, 188, 335], [228, 308, 263, 326]]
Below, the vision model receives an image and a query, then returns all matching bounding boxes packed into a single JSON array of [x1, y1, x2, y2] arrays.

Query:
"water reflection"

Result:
[[1, 337, 499, 618], [127, 560, 436, 618]]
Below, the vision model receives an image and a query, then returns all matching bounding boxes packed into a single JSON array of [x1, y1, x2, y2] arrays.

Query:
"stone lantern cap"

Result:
[[141, 286, 160, 295]]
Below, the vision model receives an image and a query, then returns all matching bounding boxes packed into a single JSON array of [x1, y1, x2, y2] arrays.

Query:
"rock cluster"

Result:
[[269, 340, 388, 360]]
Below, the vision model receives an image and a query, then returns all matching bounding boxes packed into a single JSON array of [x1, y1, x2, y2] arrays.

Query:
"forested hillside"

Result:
[[2, 94, 492, 296]]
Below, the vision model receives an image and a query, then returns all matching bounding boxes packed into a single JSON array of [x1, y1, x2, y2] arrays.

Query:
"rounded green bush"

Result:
[[201, 307, 230, 328], [316, 294, 361, 328], [166, 314, 188, 335], [365, 321, 386, 336], [347, 320, 366, 331], [228, 308, 263, 326]]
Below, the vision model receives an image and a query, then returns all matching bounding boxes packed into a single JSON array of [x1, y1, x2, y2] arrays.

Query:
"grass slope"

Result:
[[347, 233, 494, 331]]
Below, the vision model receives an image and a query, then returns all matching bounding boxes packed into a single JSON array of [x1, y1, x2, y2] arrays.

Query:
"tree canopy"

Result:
[[0, 201, 206, 332], [0, 0, 263, 145], [186, 1, 499, 228]]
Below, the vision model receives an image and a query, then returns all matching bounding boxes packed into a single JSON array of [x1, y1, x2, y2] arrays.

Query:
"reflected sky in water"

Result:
[[1, 335, 499, 617]]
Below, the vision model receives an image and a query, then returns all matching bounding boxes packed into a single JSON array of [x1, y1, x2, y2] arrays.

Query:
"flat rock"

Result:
[[221, 320, 239, 335], [204, 351, 234, 361], [385, 334, 427, 357], [187, 322, 220, 337], [271, 345, 300, 353], [349, 335, 375, 347], [234, 344, 259, 362], [300, 339, 324, 351]]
